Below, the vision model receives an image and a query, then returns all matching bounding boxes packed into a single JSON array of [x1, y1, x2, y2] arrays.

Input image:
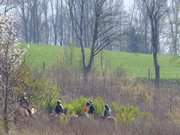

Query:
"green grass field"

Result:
[[24, 44, 180, 79]]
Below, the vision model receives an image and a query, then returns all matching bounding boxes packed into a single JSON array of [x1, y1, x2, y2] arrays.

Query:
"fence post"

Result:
[[148, 68, 151, 80], [42, 62, 46, 72]]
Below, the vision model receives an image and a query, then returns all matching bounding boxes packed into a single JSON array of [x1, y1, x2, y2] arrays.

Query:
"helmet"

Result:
[[105, 104, 109, 109], [22, 92, 28, 99], [89, 100, 93, 104], [86, 102, 90, 106], [57, 100, 62, 104]]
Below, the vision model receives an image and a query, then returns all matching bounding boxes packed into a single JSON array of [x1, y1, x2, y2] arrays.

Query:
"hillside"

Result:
[[24, 45, 180, 79]]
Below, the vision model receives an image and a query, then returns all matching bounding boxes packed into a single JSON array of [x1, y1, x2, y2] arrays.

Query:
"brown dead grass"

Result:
[[2, 66, 180, 135]]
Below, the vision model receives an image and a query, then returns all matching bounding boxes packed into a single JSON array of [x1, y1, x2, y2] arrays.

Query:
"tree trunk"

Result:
[[151, 18, 160, 87], [60, 0, 63, 46], [24, 23, 29, 43], [83, 66, 91, 79], [3, 75, 9, 134], [54, 30, 57, 45], [153, 51, 160, 87], [83, 8, 99, 78], [144, 16, 149, 53], [21, 3, 29, 43], [80, 39, 89, 78]]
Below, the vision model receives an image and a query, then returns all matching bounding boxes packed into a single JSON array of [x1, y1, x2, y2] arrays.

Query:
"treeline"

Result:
[[1, 0, 180, 55], [0, 0, 158, 53]]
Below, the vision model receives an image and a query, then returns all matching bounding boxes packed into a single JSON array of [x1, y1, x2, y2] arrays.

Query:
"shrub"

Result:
[[64, 103, 75, 115], [64, 97, 105, 116], [111, 102, 123, 113], [112, 102, 150, 124], [14, 63, 33, 96], [14, 63, 60, 113], [117, 106, 140, 124], [168, 108, 180, 126], [64, 97, 88, 115], [30, 79, 60, 113], [93, 97, 105, 116]]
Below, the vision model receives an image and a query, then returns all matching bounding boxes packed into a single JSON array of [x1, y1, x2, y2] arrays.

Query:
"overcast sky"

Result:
[[124, 0, 133, 11]]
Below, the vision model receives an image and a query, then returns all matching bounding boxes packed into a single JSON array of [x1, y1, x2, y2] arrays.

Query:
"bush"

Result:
[[30, 79, 60, 112], [64, 97, 105, 116], [112, 102, 150, 124], [168, 108, 180, 126], [64, 97, 88, 115], [93, 97, 105, 116], [111, 102, 122, 113], [14, 63, 60, 113], [117, 106, 140, 124], [14, 64, 33, 96]]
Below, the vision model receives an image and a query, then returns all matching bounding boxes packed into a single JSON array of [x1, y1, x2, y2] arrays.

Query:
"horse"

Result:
[[96, 115, 117, 128], [105, 116, 117, 125], [14, 105, 37, 128]]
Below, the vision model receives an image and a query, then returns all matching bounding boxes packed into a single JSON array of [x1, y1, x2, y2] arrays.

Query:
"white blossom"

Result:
[[0, 15, 26, 78]]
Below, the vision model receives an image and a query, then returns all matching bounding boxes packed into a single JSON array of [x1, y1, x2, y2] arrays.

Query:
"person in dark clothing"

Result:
[[83, 102, 90, 113], [103, 104, 112, 118], [55, 100, 64, 114], [18, 92, 31, 115], [88, 101, 95, 114], [19, 96, 29, 107]]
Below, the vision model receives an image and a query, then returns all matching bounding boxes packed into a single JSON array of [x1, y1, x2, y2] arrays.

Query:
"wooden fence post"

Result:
[[148, 68, 151, 80]]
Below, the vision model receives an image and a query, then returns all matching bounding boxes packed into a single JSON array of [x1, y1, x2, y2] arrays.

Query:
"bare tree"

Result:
[[17, 0, 46, 44], [167, 0, 180, 55], [0, 0, 4, 5], [0, 0, 17, 15], [141, 0, 168, 86], [50, 0, 60, 45], [68, 0, 117, 77], [59, 0, 64, 45], [41, 0, 50, 44], [0, 16, 25, 134], [16, 0, 69, 45], [17, 0, 31, 43], [136, 0, 151, 53]]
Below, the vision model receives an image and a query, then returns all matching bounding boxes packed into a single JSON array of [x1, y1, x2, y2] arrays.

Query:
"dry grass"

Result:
[[25, 66, 179, 135], [9, 115, 180, 135], [2, 65, 180, 135]]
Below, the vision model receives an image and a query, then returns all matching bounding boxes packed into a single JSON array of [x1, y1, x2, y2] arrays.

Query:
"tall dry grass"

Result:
[[2, 64, 180, 135], [9, 114, 180, 135]]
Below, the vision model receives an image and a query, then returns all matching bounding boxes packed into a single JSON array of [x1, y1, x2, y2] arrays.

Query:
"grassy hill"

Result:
[[24, 44, 180, 79]]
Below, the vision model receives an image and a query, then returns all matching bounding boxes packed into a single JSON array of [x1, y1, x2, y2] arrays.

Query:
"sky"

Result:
[[124, 0, 133, 11]]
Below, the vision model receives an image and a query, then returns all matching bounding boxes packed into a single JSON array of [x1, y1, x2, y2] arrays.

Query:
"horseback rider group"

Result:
[[82, 99, 112, 119], [17, 94, 112, 119], [53, 98, 112, 119]]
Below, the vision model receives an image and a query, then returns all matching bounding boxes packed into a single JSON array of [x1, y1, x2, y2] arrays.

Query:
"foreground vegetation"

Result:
[[24, 44, 180, 79], [1, 44, 179, 135], [2, 61, 180, 135], [1, 43, 180, 134]]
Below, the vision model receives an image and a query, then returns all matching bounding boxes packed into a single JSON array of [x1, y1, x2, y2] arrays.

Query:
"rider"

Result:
[[55, 100, 64, 115], [19, 92, 29, 106], [103, 104, 112, 118], [83, 102, 90, 117], [83, 99, 95, 118], [18, 92, 31, 115], [88, 100, 95, 115]]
